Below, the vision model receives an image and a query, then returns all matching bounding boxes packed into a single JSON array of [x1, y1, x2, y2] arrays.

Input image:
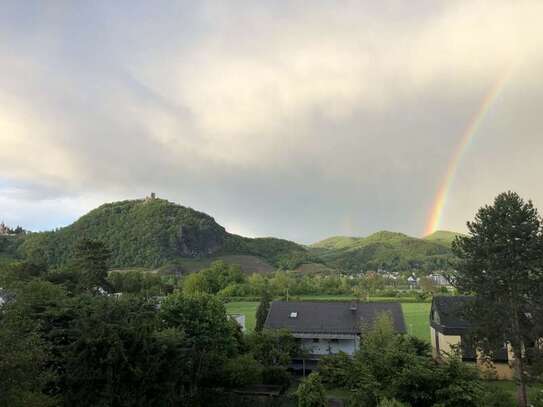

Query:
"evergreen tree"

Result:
[[255, 290, 272, 332], [72, 238, 111, 293], [452, 191, 543, 407]]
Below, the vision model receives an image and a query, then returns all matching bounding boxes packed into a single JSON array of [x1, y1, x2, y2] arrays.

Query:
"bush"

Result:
[[478, 386, 515, 407], [296, 373, 326, 407], [532, 390, 543, 407], [262, 366, 291, 390], [223, 354, 263, 387], [318, 352, 354, 388], [378, 398, 409, 407]]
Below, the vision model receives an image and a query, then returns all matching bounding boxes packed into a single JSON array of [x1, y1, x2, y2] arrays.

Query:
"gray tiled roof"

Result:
[[431, 295, 473, 334], [264, 301, 406, 334]]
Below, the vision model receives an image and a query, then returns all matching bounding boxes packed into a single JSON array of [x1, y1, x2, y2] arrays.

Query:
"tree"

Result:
[[248, 329, 299, 367], [378, 399, 409, 407], [223, 354, 263, 387], [72, 239, 111, 292], [160, 293, 237, 398], [255, 290, 272, 332], [59, 296, 190, 406], [296, 373, 326, 407], [0, 309, 55, 407], [354, 272, 385, 301], [181, 261, 246, 296], [452, 192, 543, 407], [419, 276, 438, 295]]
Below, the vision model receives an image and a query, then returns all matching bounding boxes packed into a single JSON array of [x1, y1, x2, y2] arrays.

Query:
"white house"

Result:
[[264, 301, 406, 374]]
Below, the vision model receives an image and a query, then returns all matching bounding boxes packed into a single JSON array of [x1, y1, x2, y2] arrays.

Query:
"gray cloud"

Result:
[[1, 0, 543, 242]]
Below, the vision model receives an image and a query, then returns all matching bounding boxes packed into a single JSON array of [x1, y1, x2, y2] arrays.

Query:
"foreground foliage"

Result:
[[453, 192, 543, 406], [319, 314, 497, 407]]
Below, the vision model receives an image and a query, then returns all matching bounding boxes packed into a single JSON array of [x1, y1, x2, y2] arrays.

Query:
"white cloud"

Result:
[[1, 0, 543, 240]]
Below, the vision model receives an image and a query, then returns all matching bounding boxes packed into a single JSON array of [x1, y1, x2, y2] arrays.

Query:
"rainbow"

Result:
[[424, 69, 511, 236]]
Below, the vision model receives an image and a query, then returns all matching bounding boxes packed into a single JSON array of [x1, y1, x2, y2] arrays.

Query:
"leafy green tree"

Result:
[[318, 352, 354, 388], [255, 290, 272, 332], [0, 261, 44, 288], [59, 295, 190, 406], [452, 192, 543, 407], [181, 261, 246, 296], [296, 373, 326, 407], [356, 272, 385, 301], [248, 329, 299, 367], [72, 238, 111, 292], [223, 354, 263, 387], [0, 308, 55, 407], [160, 293, 237, 397], [347, 313, 485, 407], [182, 272, 208, 295], [378, 398, 409, 407]]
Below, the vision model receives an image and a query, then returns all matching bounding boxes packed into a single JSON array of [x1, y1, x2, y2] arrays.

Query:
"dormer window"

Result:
[[289, 312, 298, 318]]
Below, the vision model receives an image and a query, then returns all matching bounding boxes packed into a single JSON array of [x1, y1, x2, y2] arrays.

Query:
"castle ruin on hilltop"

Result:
[[0, 222, 10, 235]]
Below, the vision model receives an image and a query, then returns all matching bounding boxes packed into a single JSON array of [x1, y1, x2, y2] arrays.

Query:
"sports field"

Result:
[[226, 301, 431, 341]]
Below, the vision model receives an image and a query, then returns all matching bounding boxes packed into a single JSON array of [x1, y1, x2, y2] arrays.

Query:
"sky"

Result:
[[1, 1, 543, 244]]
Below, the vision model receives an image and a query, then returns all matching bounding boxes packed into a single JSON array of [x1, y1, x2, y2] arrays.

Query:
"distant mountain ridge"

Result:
[[10, 197, 461, 274], [310, 230, 459, 273]]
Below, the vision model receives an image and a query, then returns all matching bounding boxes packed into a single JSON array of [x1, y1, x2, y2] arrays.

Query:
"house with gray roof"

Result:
[[264, 300, 406, 371], [430, 296, 513, 379]]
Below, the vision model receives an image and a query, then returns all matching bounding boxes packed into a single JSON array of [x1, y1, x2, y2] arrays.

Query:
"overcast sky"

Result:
[[1, 1, 543, 243]]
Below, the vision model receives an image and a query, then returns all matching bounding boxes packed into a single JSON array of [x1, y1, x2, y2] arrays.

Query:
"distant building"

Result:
[[0, 222, 10, 235], [407, 275, 418, 288], [264, 301, 406, 374], [428, 273, 450, 286], [144, 193, 157, 202]]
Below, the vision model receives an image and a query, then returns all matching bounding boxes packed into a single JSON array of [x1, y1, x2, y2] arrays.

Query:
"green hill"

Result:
[[0, 235, 22, 266], [423, 230, 464, 246], [18, 198, 313, 272], [310, 230, 456, 273]]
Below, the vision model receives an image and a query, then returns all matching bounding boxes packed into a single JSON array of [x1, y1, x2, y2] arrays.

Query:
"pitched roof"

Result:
[[431, 295, 474, 333], [264, 301, 406, 335]]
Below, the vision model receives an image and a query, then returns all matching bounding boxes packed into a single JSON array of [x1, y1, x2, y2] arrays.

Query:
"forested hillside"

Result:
[[310, 231, 455, 273], [18, 198, 312, 270], [12, 198, 460, 274], [0, 235, 21, 266]]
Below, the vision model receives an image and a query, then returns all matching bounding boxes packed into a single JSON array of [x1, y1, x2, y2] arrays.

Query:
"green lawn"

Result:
[[225, 300, 431, 341], [287, 294, 430, 303], [225, 302, 258, 332], [402, 302, 431, 341], [483, 380, 543, 402]]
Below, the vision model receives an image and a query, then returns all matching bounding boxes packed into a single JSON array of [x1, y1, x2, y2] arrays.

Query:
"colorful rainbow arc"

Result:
[[424, 69, 511, 236]]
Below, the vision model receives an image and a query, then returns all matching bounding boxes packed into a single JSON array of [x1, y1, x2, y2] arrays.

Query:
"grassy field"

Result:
[[225, 302, 258, 332], [402, 302, 431, 340], [287, 294, 430, 303], [484, 380, 543, 402], [225, 300, 431, 341]]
